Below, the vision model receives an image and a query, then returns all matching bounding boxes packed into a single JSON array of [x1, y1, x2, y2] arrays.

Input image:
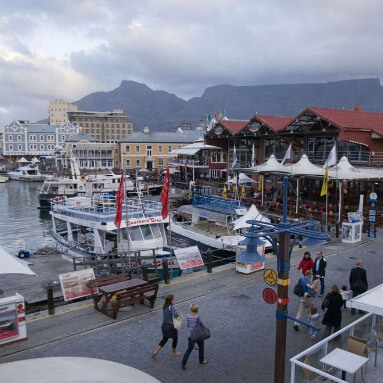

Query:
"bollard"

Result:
[[47, 286, 55, 315], [162, 259, 170, 284], [142, 264, 149, 281], [207, 250, 213, 273]]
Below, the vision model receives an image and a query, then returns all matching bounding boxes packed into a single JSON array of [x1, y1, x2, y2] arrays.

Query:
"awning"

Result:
[[171, 141, 220, 155], [289, 154, 324, 177], [253, 154, 290, 173], [232, 205, 270, 230], [346, 283, 383, 315], [0, 245, 36, 276], [329, 156, 381, 180], [177, 205, 231, 223]]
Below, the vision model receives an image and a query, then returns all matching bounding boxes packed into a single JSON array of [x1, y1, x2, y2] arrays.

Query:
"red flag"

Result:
[[160, 168, 170, 219], [114, 171, 124, 229]]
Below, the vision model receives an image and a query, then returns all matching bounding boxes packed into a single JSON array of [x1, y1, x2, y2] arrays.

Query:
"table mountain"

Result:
[[74, 78, 383, 131]]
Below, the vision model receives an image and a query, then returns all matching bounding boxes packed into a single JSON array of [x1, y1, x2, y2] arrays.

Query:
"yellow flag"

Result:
[[223, 185, 227, 199], [320, 165, 329, 197], [241, 185, 246, 199], [258, 175, 263, 192], [233, 184, 237, 194]]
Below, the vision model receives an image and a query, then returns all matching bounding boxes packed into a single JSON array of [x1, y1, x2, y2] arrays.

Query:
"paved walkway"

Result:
[[0, 235, 382, 383]]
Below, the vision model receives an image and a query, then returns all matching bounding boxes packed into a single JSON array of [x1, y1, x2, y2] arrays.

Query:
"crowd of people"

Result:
[[294, 251, 368, 340]]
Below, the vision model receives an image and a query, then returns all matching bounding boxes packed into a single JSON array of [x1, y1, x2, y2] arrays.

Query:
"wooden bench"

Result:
[[111, 283, 159, 319], [86, 273, 132, 309]]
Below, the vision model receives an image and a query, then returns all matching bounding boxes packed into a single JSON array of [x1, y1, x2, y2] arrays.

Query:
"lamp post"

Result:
[[237, 176, 330, 383]]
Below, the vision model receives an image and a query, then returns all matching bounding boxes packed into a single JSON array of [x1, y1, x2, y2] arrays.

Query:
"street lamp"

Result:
[[241, 175, 330, 383]]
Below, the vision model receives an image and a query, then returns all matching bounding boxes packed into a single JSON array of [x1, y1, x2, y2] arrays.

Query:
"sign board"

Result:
[[263, 288, 277, 304], [59, 269, 95, 301], [368, 194, 377, 239], [0, 303, 18, 341], [173, 246, 204, 270], [127, 217, 163, 227], [263, 269, 277, 286]]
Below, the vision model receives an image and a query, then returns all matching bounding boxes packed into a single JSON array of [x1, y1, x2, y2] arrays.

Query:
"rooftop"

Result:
[[120, 130, 203, 143]]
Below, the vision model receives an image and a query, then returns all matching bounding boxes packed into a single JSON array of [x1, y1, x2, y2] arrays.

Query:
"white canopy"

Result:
[[329, 156, 380, 180], [227, 173, 257, 184], [31, 157, 40, 164], [163, 168, 179, 174], [0, 245, 36, 276], [138, 168, 150, 173], [253, 154, 290, 173], [346, 283, 383, 315], [233, 204, 271, 230], [17, 157, 29, 164], [289, 154, 324, 177], [171, 141, 220, 156]]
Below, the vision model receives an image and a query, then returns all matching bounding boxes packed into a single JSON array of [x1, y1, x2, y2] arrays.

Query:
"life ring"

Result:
[[80, 175, 86, 181], [79, 185, 84, 190]]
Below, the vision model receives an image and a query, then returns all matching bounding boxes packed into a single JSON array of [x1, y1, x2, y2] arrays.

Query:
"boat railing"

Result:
[[50, 230, 105, 254]]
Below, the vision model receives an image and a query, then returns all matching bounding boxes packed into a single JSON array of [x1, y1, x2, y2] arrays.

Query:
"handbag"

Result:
[[322, 293, 330, 310], [191, 316, 211, 342], [173, 313, 184, 329]]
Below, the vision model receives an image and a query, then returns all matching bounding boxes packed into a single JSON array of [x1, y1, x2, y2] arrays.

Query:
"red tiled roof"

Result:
[[256, 115, 295, 132], [218, 120, 249, 135], [308, 107, 383, 136]]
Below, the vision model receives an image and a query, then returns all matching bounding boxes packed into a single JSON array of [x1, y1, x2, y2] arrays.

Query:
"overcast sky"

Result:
[[0, 0, 382, 126]]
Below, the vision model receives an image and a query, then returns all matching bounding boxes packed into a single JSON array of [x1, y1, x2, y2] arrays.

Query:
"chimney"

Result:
[[143, 126, 150, 134], [353, 105, 361, 112]]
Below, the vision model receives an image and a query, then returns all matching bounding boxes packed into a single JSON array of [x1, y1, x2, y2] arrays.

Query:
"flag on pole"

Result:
[[223, 185, 227, 199], [251, 142, 256, 168], [258, 175, 263, 192], [323, 144, 337, 168], [320, 165, 329, 197], [232, 144, 238, 168], [114, 171, 124, 229], [233, 184, 237, 194], [281, 143, 292, 165], [241, 185, 246, 199], [160, 167, 170, 219]]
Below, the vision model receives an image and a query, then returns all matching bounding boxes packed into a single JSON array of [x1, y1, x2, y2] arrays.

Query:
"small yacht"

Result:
[[49, 195, 180, 277], [8, 164, 45, 181], [0, 175, 9, 183]]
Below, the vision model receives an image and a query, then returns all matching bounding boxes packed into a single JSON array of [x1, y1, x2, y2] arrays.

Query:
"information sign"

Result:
[[368, 194, 378, 238], [263, 269, 277, 286], [59, 269, 95, 301], [173, 246, 204, 270], [262, 288, 277, 304]]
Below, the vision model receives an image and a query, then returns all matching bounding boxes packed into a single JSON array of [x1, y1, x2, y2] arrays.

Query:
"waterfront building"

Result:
[[120, 127, 203, 170], [67, 109, 133, 143], [3, 120, 79, 160], [64, 133, 120, 170], [49, 100, 78, 125]]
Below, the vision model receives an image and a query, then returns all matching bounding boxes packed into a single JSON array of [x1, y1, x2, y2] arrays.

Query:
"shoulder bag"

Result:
[[170, 306, 184, 329], [191, 316, 211, 342]]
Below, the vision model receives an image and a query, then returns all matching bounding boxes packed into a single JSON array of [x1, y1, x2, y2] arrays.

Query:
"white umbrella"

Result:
[[0, 245, 36, 276], [17, 157, 29, 164], [329, 156, 380, 180], [227, 173, 257, 184], [138, 168, 150, 173], [290, 154, 324, 177], [31, 157, 40, 164], [163, 168, 179, 175], [254, 154, 290, 173], [233, 205, 270, 231]]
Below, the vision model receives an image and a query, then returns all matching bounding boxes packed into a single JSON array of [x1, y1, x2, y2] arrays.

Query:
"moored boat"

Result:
[[8, 164, 46, 181]]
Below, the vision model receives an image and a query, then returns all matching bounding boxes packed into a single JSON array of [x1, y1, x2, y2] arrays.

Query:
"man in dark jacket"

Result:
[[349, 260, 368, 315], [312, 250, 327, 296]]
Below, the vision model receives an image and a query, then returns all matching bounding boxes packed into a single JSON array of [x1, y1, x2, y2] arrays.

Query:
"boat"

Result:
[[170, 193, 273, 257], [0, 175, 9, 183], [7, 164, 46, 181], [49, 195, 180, 277]]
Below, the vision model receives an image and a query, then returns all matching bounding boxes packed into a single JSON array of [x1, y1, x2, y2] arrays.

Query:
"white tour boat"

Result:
[[8, 164, 46, 181]]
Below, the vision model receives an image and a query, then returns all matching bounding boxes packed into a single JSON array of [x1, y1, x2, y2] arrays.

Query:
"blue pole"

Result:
[[283, 176, 288, 223]]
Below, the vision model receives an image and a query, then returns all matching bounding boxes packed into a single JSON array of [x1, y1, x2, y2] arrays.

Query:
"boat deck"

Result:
[[193, 222, 236, 237]]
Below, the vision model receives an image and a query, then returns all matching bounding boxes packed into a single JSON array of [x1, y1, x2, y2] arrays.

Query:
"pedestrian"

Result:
[[349, 259, 368, 315], [297, 251, 314, 276], [293, 270, 315, 331], [341, 285, 351, 309], [308, 306, 322, 340], [321, 285, 343, 340], [181, 303, 208, 369], [152, 294, 182, 359], [312, 250, 327, 296]]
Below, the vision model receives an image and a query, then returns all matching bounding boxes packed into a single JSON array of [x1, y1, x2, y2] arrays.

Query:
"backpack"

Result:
[[293, 279, 304, 297]]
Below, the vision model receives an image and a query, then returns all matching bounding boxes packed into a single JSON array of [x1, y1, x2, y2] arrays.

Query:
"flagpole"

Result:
[[325, 190, 328, 232], [168, 171, 173, 281], [121, 153, 130, 260]]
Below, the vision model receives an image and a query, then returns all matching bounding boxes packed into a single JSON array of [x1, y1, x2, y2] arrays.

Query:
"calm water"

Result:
[[0, 181, 53, 254]]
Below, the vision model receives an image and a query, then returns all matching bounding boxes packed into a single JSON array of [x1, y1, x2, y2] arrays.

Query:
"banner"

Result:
[[160, 167, 170, 219], [114, 170, 124, 229], [174, 246, 204, 269], [59, 269, 95, 301]]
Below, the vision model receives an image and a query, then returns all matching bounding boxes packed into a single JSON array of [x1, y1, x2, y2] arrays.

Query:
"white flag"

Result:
[[232, 144, 238, 168], [323, 144, 337, 168], [281, 143, 292, 165], [251, 143, 256, 168]]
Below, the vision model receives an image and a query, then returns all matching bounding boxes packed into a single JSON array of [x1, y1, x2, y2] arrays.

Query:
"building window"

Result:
[[126, 159, 131, 167], [158, 145, 163, 153], [40, 144, 44, 150], [40, 135, 44, 141], [8, 135, 13, 141], [146, 145, 152, 156], [158, 158, 164, 166], [18, 144, 22, 150], [136, 145, 140, 153], [17, 135, 21, 141], [126, 145, 130, 152], [136, 159, 140, 167], [29, 135, 36, 141], [9, 144, 13, 151], [30, 144, 37, 150], [168, 146, 172, 152], [62, 135, 65, 141]]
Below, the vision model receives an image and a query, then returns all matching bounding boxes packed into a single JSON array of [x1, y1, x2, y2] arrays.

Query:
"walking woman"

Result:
[[181, 304, 208, 369], [322, 285, 343, 340], [152, 294, 182, 358], [297, 251, 314, 276]]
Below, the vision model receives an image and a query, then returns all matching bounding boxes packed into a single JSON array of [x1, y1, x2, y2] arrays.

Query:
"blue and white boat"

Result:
[[8, 164, 45, 181]]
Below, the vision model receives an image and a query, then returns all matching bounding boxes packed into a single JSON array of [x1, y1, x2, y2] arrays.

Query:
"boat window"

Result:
[[141, 224, 153, 240], [151, 224, 161, 238], [129, 226, 143, 241]]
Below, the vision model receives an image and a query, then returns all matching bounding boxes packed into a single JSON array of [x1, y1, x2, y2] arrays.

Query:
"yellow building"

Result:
[[49, 100, 78, 125], [120, 127, 203, 170]]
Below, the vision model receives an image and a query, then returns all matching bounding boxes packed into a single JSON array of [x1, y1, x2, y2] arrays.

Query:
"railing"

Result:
[[290, 313, 378, 382]]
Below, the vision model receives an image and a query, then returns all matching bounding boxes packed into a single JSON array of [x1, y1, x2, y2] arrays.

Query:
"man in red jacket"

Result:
[[297, 251, 314, 275]]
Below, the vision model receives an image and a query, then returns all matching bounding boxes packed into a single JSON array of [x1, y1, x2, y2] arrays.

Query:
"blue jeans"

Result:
[[309, 326, 320, 337], [182, 338, 204, 366], [313, 276, 325, 295]]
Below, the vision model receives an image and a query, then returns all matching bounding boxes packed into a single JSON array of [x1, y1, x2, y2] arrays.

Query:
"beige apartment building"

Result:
[[68, 109, 133, 143], [49, 100, 78, 124], [120, 127, 203, 170]]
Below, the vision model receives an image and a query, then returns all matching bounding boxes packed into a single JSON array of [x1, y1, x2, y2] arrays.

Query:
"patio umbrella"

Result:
[[233, 205, 270, 231], [0, 245, 36, 276], [17, 157, 29, 164], [138, 168, 150, 173], [31, 157, 40, 164]]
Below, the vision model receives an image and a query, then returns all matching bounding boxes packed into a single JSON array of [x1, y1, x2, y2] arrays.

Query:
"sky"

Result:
[[0, 0, 382, 126]]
